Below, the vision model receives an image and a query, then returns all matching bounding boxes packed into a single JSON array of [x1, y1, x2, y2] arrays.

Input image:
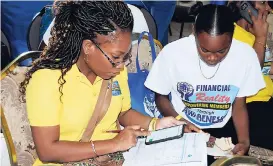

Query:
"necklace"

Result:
[[199, 58, 221, 79]]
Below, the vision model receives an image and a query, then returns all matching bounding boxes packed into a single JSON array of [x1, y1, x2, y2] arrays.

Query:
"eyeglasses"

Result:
[[91, 40, 131, 67]]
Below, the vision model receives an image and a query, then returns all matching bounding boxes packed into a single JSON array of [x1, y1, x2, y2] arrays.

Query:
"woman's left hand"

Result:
[[155, 117, 200, 133]]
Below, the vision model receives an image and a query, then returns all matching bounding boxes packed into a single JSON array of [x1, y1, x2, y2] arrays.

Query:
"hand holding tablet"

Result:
[[145, 124, 185, 145]]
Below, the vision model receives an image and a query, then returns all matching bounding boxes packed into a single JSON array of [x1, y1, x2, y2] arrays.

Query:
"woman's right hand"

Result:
[[112, 125, 150, 152], [180, 118, 202, 133]]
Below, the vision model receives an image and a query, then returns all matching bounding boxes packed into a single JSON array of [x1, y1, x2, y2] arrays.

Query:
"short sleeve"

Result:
[[26, 69, 62, 126], [144, 48, 172, 95], [43, 18, 55, 46], [237, 48, 266, 97], [119, 67, 131, 112]]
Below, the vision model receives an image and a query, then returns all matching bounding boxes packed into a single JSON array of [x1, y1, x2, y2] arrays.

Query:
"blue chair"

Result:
[[27, 6, 49, 51], [1, 30, 12, 70]]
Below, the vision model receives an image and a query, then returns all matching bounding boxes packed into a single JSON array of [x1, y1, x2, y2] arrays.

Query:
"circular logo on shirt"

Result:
[[177, 82, 239, 127], [177, 82, 194, 101]]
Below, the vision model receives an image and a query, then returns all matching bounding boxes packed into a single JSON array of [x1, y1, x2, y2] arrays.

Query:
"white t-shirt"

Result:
[[145, 35, 265, 129], [43, 4, 149, 45]]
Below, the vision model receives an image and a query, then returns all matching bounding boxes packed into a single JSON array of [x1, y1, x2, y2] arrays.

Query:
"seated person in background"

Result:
[[228, 1, 273, 150], [144, 4, 265, 164], [40, 3, 149, 49], [125, 1, 176, 46], [20, 1, 197, 165]]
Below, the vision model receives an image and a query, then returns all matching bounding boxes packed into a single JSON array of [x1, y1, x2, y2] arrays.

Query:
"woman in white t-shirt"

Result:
[[145, 4, 265, 164]]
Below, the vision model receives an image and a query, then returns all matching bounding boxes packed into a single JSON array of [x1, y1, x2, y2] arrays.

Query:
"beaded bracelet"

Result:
[[255, 41, 266, 48], [90, 140, 98, 157], [175, 115, 183, 120]]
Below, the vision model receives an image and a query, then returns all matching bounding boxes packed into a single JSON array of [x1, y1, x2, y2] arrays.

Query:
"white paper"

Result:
[[202, 133, 235, 157], [204, 136, 235, 157], [207, 144, 235, 157], [123, 133, 207, 166]]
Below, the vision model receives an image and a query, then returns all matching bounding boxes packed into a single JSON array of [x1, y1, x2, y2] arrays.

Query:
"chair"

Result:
[[1, 107, 17, 166], [139, 8, 158, 40], [1, 30, 11, 56], [1, 51, 42, 166], [169, 1, 203, 38], [27, 6, 47, 51], [1, 30, 12, 69]]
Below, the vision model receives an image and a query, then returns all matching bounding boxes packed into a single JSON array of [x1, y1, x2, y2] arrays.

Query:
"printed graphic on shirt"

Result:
[[177, 82, 239, 127], [143, 90, 162, 118], [262, 46, 273, 75], [112, 81, 121, 96]]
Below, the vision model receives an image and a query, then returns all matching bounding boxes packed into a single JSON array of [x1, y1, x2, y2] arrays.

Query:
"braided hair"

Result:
[[20, 1, 134, 101]]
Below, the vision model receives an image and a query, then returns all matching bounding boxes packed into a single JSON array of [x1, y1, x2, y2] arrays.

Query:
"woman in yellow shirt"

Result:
[[19, 1, 198, 165], [229, 1, 273, 150]]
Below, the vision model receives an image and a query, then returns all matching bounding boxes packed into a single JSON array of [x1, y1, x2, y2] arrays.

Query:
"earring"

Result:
[[84, 54, 89, 62]]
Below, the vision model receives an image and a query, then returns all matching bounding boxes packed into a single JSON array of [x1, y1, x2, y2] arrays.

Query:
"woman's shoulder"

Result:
[[231, 38, 257, 58], [32, 68, 60, 79], [228, 39, 260, 68], [28, 69, 61, 88], [26, 69, 62, 104]]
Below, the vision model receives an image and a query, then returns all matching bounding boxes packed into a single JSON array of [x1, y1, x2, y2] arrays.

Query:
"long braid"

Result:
[[20, 1, 134, 101]]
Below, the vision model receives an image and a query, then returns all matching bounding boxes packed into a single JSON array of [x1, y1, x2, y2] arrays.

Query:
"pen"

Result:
[[104, 130, 122, 133], [104, 128, 147, 133], [104, 129, 147, 139]]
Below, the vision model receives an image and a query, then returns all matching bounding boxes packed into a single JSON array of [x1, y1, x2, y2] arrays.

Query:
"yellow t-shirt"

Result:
[[26, 64, 131, 166], [233, 23, 273, 103]]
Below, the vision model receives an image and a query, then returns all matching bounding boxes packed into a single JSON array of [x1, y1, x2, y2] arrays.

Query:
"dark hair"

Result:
[[20, 1, 134, 101], [190, 4, 235, 36], [227, 1, 242, 22], [269, 1, 273, 9]]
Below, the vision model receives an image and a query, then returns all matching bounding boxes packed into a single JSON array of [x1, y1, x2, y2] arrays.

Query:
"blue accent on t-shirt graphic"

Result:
[[144, 92, 156, 114], [112, 81, 121, 96], [143, 89, 163, 118], [177, 82, 239, 127]]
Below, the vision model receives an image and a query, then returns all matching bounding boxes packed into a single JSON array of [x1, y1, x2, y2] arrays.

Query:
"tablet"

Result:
[[145, 124, 185, 145]]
